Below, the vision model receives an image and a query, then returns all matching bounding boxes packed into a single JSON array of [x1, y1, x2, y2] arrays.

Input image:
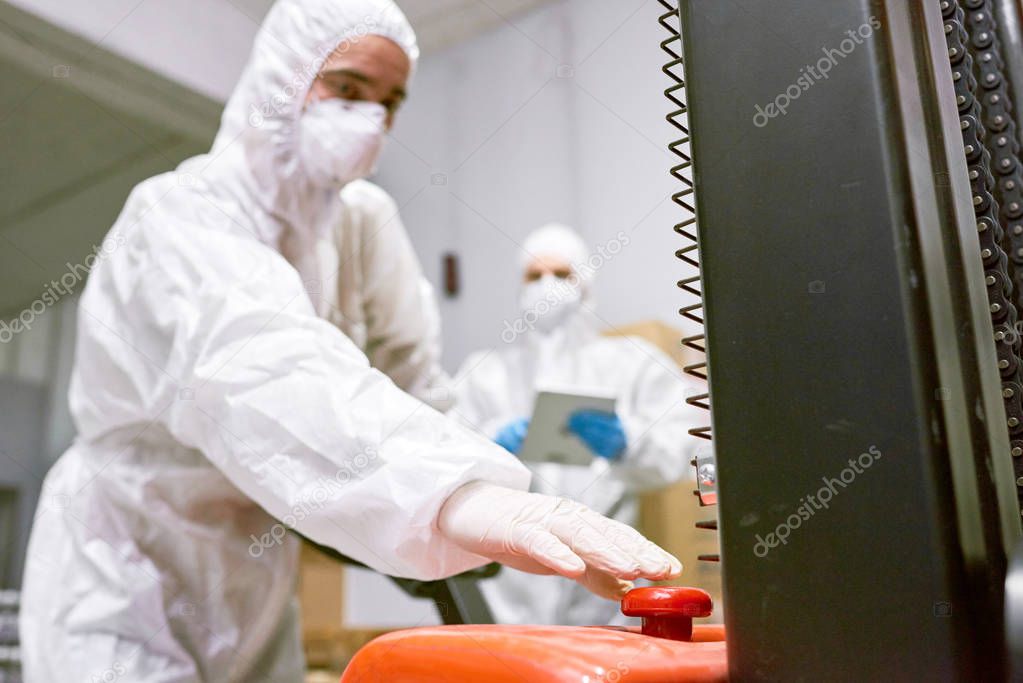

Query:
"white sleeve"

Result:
[[85, 219, 529, 581], [613, 340, 704, 493], [353, 187, 453, 411]]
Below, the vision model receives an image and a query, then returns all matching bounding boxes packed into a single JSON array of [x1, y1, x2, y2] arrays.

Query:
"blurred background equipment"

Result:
[[0, 590, 20, 683]]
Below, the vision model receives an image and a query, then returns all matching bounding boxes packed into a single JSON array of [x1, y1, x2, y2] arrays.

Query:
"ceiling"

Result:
[[398, 0, 556, 53], [229, 0, 555, 53]]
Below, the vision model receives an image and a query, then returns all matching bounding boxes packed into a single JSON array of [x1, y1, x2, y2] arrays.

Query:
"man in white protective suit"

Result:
[[17, 3, 681, 681], [453, 223, 702, 627]]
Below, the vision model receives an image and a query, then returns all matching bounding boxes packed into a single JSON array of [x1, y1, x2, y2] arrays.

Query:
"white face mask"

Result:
[[519, 274, 582, 334], [298, 98, 387, 189]]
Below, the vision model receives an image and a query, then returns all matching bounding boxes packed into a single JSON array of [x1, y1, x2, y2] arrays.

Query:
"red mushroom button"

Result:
[[620, 586, 713, 642]]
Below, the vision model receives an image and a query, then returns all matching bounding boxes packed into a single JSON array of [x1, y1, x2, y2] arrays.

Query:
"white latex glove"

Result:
[[437, 481, 683, 600]]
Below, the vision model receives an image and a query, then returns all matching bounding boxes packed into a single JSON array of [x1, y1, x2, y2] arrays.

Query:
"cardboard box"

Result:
[[299, 541, 345, 635]]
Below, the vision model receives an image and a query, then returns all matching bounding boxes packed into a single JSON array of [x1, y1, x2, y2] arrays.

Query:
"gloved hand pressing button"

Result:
[[567, 409, 627, 460], [437, 481, 682, 600], [494, 417, 529, 455]]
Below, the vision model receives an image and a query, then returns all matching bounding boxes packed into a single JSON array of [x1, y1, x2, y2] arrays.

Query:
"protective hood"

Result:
[[520, 223, 590, 273], [189, 0, 418, 247]]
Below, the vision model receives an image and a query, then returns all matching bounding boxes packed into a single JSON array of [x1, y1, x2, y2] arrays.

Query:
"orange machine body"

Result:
[[339, 623, 727, 682]]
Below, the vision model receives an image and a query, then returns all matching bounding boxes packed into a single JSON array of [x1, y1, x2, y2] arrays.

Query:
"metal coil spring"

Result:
[[658, 0, 709, 434], [660, 1, 719, 554]]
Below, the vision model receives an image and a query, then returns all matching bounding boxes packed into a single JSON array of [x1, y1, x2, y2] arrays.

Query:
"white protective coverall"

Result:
[[453, 230, 702, 626], [18, 2, 530, 681], [329, 179, 451, 411]]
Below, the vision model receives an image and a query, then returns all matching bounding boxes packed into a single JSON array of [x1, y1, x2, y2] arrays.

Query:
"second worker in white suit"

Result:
[[454, 224, 704, 626]]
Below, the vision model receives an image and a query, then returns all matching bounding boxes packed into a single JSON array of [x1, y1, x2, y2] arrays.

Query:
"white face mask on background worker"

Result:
[[519, 272, 583, 334]]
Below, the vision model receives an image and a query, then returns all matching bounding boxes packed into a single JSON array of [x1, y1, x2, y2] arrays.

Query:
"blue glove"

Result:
[[494, 418, 530, 455], [567, 410, 627, 460]]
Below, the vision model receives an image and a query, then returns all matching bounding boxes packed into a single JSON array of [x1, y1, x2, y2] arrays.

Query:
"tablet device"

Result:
[[519, 388, 617, 466]]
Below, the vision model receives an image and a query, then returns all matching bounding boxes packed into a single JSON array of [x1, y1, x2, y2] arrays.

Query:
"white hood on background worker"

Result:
[[195, 0, 418, 245], [519, 223, 590, 272]]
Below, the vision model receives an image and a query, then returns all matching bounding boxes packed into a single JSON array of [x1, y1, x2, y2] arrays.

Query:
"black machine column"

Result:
[[668, 1, 1023, 679]]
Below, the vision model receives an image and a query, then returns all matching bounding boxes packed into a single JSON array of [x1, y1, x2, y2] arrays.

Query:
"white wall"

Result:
[[377, 0, 692, 372]]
